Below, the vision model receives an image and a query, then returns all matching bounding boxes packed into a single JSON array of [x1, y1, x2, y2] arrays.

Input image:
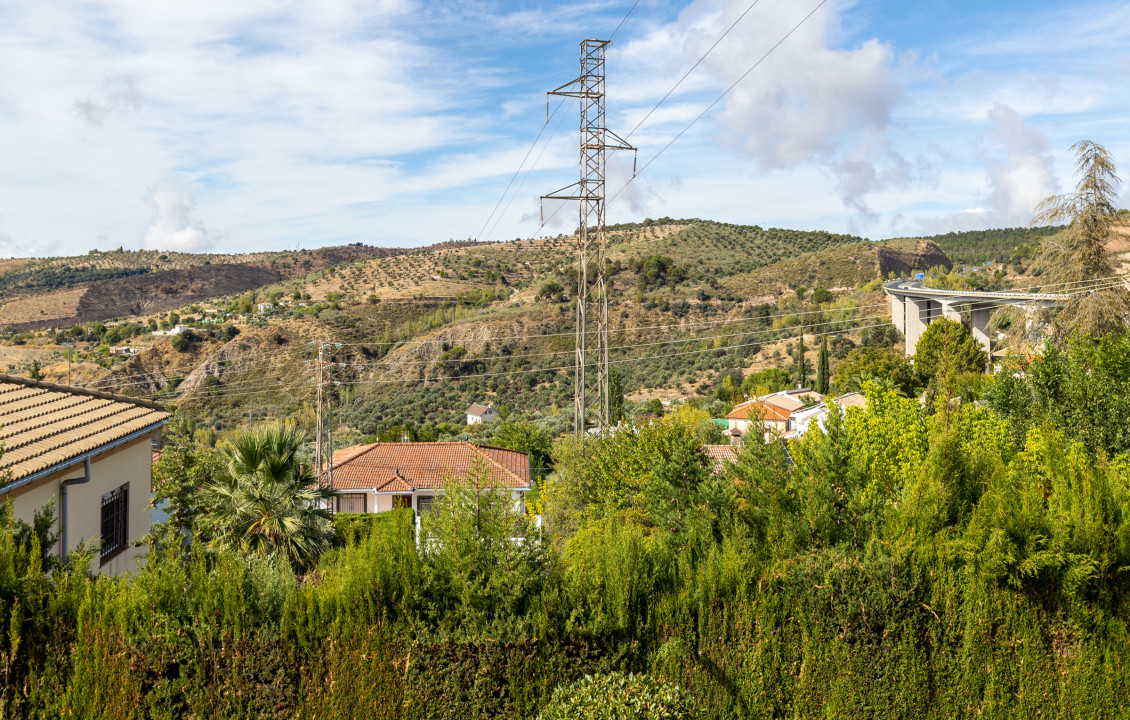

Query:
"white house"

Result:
[[465, 402, 498, 425], [320, 441, 531, 516], [790, 392, 870, 438], [153, 325, 190, 336]]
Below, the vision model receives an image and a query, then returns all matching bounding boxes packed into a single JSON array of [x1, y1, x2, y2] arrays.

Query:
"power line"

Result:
[[475, 100, 566, 242], [623, 0, 765, 141], [533, 0, 832, 235], [609, 0, 642, 41], [609, 0, 832, 205]]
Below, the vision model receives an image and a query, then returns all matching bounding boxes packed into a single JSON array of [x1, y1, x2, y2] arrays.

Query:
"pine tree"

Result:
[[1033, 140, 1130, 336], [815, 336, 830, 394]]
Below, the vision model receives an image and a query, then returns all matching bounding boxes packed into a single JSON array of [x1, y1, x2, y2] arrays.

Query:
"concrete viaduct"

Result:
[[884, 280, 1067, 357]]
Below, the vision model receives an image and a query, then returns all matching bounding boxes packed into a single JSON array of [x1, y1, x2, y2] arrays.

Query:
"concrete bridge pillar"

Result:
[[905, 297, 934, 356], [940, 301, 962, 323], [890, 294, 906, 334], [971, 307, 991, 359]]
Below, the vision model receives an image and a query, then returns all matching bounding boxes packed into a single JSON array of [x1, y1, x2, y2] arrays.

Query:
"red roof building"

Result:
[[321, 442, 531, 515]]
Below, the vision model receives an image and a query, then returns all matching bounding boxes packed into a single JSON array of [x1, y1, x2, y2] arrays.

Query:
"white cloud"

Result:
[[612, 0, 919, 225], [905, 105, 1059, 236], [984, 104, 1058, 223], [141, 189, 213, 252]]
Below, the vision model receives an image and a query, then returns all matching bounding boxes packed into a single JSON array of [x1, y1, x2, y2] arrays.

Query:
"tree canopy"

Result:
[[912, 318, 987, 381]]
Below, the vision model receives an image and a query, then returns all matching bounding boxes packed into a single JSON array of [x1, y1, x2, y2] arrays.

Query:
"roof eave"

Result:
[[0, 419, 167, 497]]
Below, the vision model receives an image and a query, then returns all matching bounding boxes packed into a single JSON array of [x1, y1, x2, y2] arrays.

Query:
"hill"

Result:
[[1, 218, 971, 438], [0, 244, 404, 329]]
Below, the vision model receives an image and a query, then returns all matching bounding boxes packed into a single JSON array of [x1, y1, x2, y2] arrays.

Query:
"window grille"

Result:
[[100, 484, 128, 563], [336, 493, 366, 513]]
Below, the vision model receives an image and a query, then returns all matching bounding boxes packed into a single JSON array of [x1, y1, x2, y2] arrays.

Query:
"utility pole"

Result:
[[313, 341, 336, 499], [542, 39, 636, 438]]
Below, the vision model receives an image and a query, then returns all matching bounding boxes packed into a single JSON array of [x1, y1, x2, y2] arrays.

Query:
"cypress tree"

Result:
[[816, 336, 830, 394], [793, 333, 809, 388]]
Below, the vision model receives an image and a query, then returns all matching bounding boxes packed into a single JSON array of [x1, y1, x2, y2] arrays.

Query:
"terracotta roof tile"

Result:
[[374, 474, 414, 492], [725, 400, 790, 422], [703, 444, 738, 475], [322, 441, 530, 491], [0, 374, 169, 486]]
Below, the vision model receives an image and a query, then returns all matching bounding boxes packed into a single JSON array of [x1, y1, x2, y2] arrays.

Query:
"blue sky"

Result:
[[0, 0, 1127, 257]]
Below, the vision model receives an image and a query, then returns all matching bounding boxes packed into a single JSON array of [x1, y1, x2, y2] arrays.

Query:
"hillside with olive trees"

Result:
[[0, 218, 1067, 443]]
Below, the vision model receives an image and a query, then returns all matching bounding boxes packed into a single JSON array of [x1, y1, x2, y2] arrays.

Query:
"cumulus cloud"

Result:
[[616, 0, 919, 224], [984, 104, 1057, 223], [141, 189, 213, 252], [907, 104, 1058, 236]]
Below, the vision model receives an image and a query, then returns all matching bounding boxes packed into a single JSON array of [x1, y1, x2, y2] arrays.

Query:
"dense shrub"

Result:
[[538, 673, 698, 720]]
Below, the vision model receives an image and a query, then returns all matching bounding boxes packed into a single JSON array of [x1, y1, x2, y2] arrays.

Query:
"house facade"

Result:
[[321, 441, 531, 516], [0, 374, 169, 576], [465, 403, 498, 425], [725, 400, 790, 441], [725, 388, 829, 442]]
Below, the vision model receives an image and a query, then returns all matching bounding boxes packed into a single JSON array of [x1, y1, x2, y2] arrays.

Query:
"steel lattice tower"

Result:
[[543, 39, 635, 437]]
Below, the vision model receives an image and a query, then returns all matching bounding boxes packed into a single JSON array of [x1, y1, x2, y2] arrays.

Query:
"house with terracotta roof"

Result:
[[0, 374, 169, 575], [725, 399, 791, 442], [321, 441, 531, 516]]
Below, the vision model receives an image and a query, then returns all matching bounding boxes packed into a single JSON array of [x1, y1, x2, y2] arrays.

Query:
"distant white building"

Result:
[[153, 325, 190, 336], [789, 392, 870, 438], [466, 402, 498, 425], [257, 303, 274, 314]]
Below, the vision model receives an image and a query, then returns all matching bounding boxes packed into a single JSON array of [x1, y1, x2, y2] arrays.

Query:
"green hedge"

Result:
[[331, 508, 414, 546]]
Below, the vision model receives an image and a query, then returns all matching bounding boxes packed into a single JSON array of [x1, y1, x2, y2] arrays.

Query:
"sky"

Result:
[[0, 0, 1128, 257]]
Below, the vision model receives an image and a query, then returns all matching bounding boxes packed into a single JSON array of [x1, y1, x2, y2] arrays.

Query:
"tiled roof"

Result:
[[0, 374, 169, 486], [726, 400, 790, 422], [466, 403, 492, 415], [323, 441, 530, 491], [703, 444, 738, 475], [374, 473, 414, 492], [831, 392, 868, 410], [761, 394, 805, 413]]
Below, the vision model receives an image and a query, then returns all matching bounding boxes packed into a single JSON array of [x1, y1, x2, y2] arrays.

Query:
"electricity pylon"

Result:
[[542, 39, 635, 437]]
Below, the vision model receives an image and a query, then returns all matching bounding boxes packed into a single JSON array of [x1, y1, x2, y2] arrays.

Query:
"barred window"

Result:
[[416, 495, 434, 516], [336, 493, 366, 513], [100, 484, 128, 563]]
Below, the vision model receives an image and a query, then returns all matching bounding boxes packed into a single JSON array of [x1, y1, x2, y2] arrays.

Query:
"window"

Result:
[[416, 495, 434, 516], [100, 484, 128, 564], [393, 495, 412, 510], [336, 493, 366, 513]]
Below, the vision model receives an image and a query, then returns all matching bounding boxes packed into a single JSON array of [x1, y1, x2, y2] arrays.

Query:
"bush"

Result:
[[170, 333, 190, 352], [331, 509, 413, 546], [538, 673, 697, 720]]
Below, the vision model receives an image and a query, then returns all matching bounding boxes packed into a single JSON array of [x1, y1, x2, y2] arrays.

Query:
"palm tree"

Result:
[[1032, 140, 1130, 336], [200, 423, 333, 571]]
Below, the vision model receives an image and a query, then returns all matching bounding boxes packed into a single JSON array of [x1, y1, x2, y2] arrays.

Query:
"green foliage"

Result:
[[199, 423, 333, 571], [985, 334, 1130, 456], [492, 420, 554, 478], [741, 367, 791, 395], [912, 318, 987, 381], [833, 346, 916, 396], [331, 509, 413, 546], [417, 465, 548, 640], [811, 287, 834, 304], [633, 255, 686, 290], [169, 332, 190, 352], [538, 673, 698, 720], [815, 336, 829, 394], [538, 281, 565, 302]]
